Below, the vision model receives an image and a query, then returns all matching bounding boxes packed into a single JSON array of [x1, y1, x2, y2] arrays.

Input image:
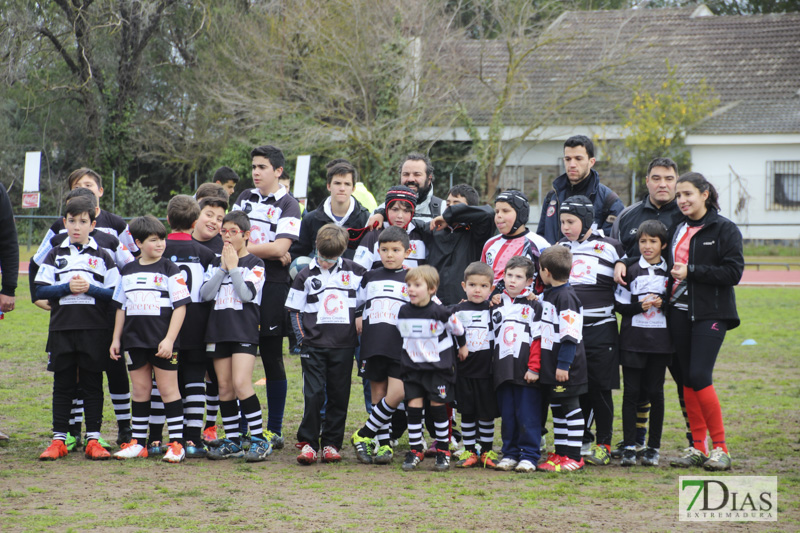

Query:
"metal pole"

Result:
[[538, 172, 542, 206], [195, 171, 198, 191], [112, 170, 116, 212], [631, 172, 636, 204]]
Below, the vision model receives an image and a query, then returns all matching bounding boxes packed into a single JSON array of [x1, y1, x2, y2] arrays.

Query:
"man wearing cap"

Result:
[[537, 135, 625, 244]]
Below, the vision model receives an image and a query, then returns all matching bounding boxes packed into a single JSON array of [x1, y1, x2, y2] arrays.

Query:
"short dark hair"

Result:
[[195, 182, 229, 202], [64, 187, 98, 208], [198, 196, 229, 212], [316, 224, 348, 258], [378, 226, 410, 250], [129, 215, 167, 242], [637, 219, 668, 247], [399, 152, 433, 177], [167, 195, 200, 232], [251, 145, 285, 171], [647, 157, 678, 176], [64, 195, 97, 221], [564, 135, 595, 159], [326, 161, 357, 186], [67, 167, 102, 190], [326, 158, 351, 170], [213, 166, 240, 184], [464, 261, 494, 283], [504, 255, 535, 279], [540, 245, 572, 282], [677, 172, 720, 211], [222, 210, 251, 233], [447, 184, 480, 206]]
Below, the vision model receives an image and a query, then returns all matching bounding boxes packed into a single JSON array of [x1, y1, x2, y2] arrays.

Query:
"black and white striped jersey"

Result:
[[233, 185, 301, 283], [36, 209, 138, 258], [112, 258, 192, 349], [451, 300, 494, 379], [352, 222, 427, 271], [558, 232, 624, 325], [34, 238, 119, 331], [615, 255, 673, 354], [203, 254, 265, 345], [539, 283, 587, 387], [358, 267, 409, 361], [396, 301, 465, 372], [165, 234, 218, 349], [491, 291, 542, 388], [285, 257, 366, 349]]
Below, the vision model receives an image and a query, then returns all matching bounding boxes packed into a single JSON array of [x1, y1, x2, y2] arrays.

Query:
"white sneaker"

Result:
[[515, 459, 536, 473], [113, 439, 147, 459], [495, 457, 518, 471], [162, 442, 185, 463], [540, 435, 547, 455], [581, 441, 592, 456]]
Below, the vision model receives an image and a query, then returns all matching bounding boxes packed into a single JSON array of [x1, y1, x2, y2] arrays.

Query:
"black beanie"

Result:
[[385, 185, 417, 213], [560, 195, 594, 240], [496, 189, 529, 233]]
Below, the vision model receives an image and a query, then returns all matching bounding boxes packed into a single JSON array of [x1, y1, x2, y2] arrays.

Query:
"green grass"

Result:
[[0, 281, 798, 531]]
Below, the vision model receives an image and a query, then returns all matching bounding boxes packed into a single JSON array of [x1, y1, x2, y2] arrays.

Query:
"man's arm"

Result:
[[0, 184, 19, 310]]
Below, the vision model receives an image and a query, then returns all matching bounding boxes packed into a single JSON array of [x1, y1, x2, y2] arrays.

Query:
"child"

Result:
[[489, 256, 543, 473], [193, 193, 228, 256], [615, 220, 672, 467], [353, 186, 426, 271], [233, 145, 301, 450], [286, 224, 366, 464], [35, 194, 119, 461], [557, 195, 623, 466], [536, 245, 588, 472], [481, 189, 550, 295], [349, 226, 411, 465], [201, 211, 270, 461], [110, 215, 191, 463], [450, 262, 499, 469], [164, 195, 218, 458], [396, 265, 466, 472]]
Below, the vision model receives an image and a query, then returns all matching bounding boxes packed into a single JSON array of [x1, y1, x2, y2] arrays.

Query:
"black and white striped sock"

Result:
[[361, 399, 396, 438], [182, 380, 205, 443], [460, 414, 477, 452], [407, 406, 424, 452], [219, 399, 240, 443], [239, 394, 263, 439], [164, 399, 184, 444], [478, 419, 495, 453], [131, 401, 149, 441], [430, 404, 449, 452]]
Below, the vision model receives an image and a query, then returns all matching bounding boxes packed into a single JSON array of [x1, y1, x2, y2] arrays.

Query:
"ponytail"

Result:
[[677, 172, 719, 211]]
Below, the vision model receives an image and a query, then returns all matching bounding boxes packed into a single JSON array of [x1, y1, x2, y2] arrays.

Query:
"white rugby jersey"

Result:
[[491, 291, 542, 387], [539, 283, 588, 386], [481, 229, 550, 292], [396, 301, 465, 372], [615, 255, 672, 353], [558, 232, 623, 324], [358, 267, 409, 361], [204, 254, 265, 345], [451, 300, 494, 379], [353, 222, 427, 271], [112, 258, 192, 349]]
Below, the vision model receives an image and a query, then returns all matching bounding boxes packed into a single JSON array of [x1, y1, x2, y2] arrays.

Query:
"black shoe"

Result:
[[620, 448, 637, 467], [116, 425, 133, 446], [641, 447, 660, 467], [434, 450, 451, 471]]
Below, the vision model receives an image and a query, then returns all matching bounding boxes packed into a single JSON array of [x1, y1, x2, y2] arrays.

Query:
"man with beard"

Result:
[[368, 153, 443, 226]]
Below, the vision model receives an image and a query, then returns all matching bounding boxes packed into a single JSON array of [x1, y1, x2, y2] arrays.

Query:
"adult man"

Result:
[[369, 153, 443, 226], [0, 182, 19, 441], [537, 135, 625, 244]]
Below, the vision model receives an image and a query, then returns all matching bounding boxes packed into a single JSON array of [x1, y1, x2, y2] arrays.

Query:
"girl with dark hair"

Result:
[[666, 173, 744, 471]]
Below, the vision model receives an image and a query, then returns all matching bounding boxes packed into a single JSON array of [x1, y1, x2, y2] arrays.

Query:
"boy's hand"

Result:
[[652, 296, 663, 309], [222, 243, 239, 270], [366, 213, 384, 230], [280, 252, 292, 267], [430, 216, 448, 231], [356, 316, 363, 336], [458, 345, 469, 361], [525, 292, 538, 301], [155, 339, 174, 359], [524, 370, 539, 383], [641, 295, 653, 311], [110, 340, 121, 361], [671, 262, 688, 281], [490, 293, 502, 306], [69, 275, 89, 294], [556, 368, 569, 382], [614, 262, 627, 286], [33, 299, 51, 311]]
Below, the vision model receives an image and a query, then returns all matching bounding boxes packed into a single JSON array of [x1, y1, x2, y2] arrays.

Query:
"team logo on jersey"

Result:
[[55, 258, 68, 269], [136, 275, 148, 284], [323, 293, 344, 315], [437, 385, 447, 399], [383, 284, 394, 292], [571, 259, 591, 278], [153, 274, 165, 287], [311, 278, 322, 290], [412, 324, 423, 333], [554, 385, 566, 393], [409, 243, 417, 255], [289, 219, 298, 228], [176, 276, 187, 286], [401, 286, 408, 297], [485, 251, 494, 266], [243, 203, 253, 214], [521, 306, 531, 319], [593, 243, 606, 254], [266, 206, 276, 219], [253, 267, 264, 279], [547, 205, 556, 217], [341, 273, 350, 286], [430, 321, 438, 334], [503, 326, 517, 346], [87, 257, 99, 269], [492, 310, 503, 325]]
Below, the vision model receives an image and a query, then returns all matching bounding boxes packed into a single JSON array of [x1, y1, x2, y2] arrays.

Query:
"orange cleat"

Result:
[[39, 439, 68, 461]]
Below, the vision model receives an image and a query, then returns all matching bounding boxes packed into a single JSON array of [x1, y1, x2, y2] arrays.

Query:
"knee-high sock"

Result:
[[240, 394, 264, 439], [164, 399, 184, 444], [636, 401, 650, 446], [360, 399, 396, 439], [131, 401, 149, 441], [460, 414, 477, 453], [407, 406, 424, 452], [478, 419, 495, 452], [695, 385, 727, 453], [182, 380, 205, 444], [219, 399, 241, 444], [204, 377, 219, 430], [429, 404, 449, 452], [149, 379, 165, 442], [683, 387, 708, 454]]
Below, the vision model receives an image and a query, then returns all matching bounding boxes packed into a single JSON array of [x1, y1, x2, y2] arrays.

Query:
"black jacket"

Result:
[[666, 209, 744, 329], [612, 195, 682, 259], [0, 183, 19, 297], [289, 197, 370, 260], [536, 169, 625, 244]]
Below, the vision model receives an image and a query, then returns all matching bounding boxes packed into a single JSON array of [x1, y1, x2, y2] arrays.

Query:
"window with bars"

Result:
[[766, 161, 800, 210], [500, 166, 525, 192]]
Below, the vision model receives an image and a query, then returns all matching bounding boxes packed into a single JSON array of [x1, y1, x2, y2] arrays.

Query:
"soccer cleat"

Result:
[[244, 437, 273, 462], [538, 453, 562, 472], [641, 447, 660, 467], [39, 439, 68, 461], [455, 450, 479, 468], [494, 457, 518, 471], [515, 459, 536, 473], [207, 439, 244, 460], [202, 426, 217, 443], [264, 429, 284, 450], [239, 435, 251, 452], [434, 450, 451, 471], [402, 450, 424, 471], [321, 446, 342, 463], [580, 441, 592, 456], [162, 441, 185, 463], [296, 443, 318, 465], [611, 440, 645, 459], [84, 439, 111, 460], [670, 447, 708, 468], [184, 441, 208, 459], [114, 440, 148, 459], [147, 441, 167, 456], [97, 436, 114, 451], [556, 456, 585, 472], [116, 425, 133, 446], [620, 447, 638, 467], [480, 450, 500, 469], [703, 447, 732, 472], [65, 433, 81, 452], [373, 445, 394, 465], [585, 444, 611, 466], [350, 430, 374, 464]]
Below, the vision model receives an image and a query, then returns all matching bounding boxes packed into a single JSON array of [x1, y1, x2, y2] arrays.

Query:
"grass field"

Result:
[[0, 281, 798, 532]]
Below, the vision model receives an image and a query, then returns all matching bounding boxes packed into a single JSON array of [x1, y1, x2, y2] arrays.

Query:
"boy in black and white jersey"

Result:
[[557, 195, 624, 466], [286, 225, 366, 465], [233, 145, 301, 450], [163, 195, 217, 458], [201, 211, 269, 462], [396, 265, 466, 472], [349, 226, 411, 465], [110, 216, 191, 463], [35, 195, 120, 461]]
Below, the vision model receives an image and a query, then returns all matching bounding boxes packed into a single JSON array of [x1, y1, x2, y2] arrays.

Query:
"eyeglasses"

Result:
[[317, 254, 340, 264], [220, 228, 242, 236]]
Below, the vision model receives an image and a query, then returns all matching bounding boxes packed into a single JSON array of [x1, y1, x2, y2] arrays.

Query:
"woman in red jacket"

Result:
[[666, 172, 744, 472]]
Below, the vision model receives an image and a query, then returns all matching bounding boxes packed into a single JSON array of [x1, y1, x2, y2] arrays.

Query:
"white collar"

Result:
[[638, 254, 667, 271], [323, 196, 355, 226], [60, 236, 98, 250], [253, 184, 287, 201]]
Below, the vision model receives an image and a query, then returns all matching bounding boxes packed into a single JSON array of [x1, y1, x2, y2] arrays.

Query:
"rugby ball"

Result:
[[289, 256, 313, 280]]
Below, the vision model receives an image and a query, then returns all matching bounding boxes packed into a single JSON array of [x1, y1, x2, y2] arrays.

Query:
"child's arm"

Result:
[[443, 204, 495, 241], [110, 308, 126, 360], [228, 268, 257, 302], [200, 267, 226, 302], [34, 282, 73, 301], [248, 238, 293, 262], [614, 282, 644, 317], [555, 340, 576, 382], [156, 305, 186, 358], [525, 338, 541, 383], [85, 284, 115, 302]]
